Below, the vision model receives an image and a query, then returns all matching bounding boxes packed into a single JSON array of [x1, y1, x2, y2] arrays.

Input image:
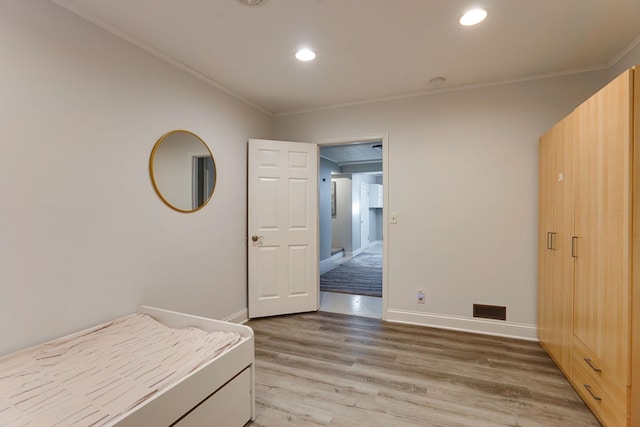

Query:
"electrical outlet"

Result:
[[417, 290, 425, 304]]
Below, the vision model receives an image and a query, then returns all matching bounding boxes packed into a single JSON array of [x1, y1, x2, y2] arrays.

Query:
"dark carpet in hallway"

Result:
[[320, 252, 382, 297]]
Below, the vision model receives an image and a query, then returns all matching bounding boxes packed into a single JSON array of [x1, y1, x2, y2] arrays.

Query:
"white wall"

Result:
[[372, 176, 383, 242], [275, 71, 608, 339], [318, 158, 338, 260], [331, 177, 353, 253], [0, 1, 272, 356], [350, 175, 363, 253], [351, 174, 379, 252]]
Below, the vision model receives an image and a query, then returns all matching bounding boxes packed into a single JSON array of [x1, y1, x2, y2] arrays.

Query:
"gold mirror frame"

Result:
[[149, 130, 217, 213]]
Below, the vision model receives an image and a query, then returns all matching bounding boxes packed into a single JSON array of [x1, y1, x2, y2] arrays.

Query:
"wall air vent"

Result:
[[473, 304, 506, 321]]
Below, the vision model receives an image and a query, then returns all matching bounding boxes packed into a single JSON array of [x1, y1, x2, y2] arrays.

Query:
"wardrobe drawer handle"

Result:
[[584, 357, 602, 373], [584, 384, 602, 401]]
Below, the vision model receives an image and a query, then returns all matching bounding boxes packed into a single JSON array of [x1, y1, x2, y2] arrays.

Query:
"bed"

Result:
[[0, 306, 255, 427]]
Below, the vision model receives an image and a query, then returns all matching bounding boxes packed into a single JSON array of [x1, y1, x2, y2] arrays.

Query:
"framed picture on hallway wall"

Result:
[[331, 181, 336, 218]]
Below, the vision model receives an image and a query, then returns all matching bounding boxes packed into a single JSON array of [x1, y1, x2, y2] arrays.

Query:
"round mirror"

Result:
[[149, 130, 216, 213]]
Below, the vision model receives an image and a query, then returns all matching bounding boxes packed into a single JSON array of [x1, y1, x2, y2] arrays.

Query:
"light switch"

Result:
[[390, 213, 398, 224]]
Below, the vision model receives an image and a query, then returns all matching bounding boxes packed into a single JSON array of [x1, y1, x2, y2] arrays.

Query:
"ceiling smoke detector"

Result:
[[429, 77, 446, 88], [237, 0, 267, 6]]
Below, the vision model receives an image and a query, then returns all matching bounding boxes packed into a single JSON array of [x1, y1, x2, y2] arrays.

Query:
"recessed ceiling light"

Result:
[[459, 8, 487, 26], [295, 48, 316, 62]]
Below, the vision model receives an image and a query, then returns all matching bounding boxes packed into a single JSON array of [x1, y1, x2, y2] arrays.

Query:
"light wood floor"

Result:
[[320, 291, 382, 319], [246, 312, 600, 427]]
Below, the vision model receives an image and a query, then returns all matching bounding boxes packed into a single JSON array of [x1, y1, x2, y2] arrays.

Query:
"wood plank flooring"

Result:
[[246, 312, 600, 427]]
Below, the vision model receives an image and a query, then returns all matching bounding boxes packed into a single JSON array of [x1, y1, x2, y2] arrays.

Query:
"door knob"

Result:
[[251, 235, 263, 242]]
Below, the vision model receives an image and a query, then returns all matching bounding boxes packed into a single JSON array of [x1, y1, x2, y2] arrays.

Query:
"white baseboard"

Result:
[[346, 248, 363, 258], [385, 308, 538, 341], [223, 308, 249, 324], [320, 251, 344, 268]]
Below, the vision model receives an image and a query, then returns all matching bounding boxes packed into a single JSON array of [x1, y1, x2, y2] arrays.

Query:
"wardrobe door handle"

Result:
[[584, 358, 602, 373], [572, 236, 578, 258], [546, 232, 552, 250], [548, 232, 557, 250], [584, 384, 602, 401]]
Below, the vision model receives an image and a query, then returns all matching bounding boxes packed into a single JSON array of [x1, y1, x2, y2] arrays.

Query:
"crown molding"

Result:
[[275, 64, 608, 117], [608, 33, 640, 67]]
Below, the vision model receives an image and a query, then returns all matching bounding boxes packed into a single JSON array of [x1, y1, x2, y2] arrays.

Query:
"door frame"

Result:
[[315, 133, 389, 321]]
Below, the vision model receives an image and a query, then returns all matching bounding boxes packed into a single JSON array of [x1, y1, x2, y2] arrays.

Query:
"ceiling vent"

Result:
[[429, 77, 446, 88], [237, 0, 267, 6]]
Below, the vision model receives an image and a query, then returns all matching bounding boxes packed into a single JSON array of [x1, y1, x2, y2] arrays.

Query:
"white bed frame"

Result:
[[108, 306, 255, 427]]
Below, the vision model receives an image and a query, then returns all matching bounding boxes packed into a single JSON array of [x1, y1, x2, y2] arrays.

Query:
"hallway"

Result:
[[319, 242, 382, 319]]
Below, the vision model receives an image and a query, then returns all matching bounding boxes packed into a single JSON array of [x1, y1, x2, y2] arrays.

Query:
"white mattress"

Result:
[[0, 313, 242, 426]]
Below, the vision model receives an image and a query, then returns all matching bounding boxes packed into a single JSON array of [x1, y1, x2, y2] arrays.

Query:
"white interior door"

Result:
[[360, 182, 369, 251], [248, 139, 318, 318]]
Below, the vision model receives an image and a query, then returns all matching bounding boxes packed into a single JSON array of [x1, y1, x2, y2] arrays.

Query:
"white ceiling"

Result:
[[52, 0, 640, 116], [320, 141, 383, 166]]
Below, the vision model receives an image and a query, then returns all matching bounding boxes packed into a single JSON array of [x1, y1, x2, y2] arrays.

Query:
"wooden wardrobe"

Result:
[[538, 66, 639, 426]]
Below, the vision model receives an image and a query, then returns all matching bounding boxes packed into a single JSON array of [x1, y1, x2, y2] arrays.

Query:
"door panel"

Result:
[[248, 139, 318, 318], [288, 246, 309, 295], [257, 246, 278, 298], [257, 178, 278, 228], [289, 179, 309, 228]]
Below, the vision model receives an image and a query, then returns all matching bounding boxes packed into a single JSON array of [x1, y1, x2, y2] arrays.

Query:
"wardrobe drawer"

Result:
[[572, 337, 627, 413], [572, 361, 626, 427]]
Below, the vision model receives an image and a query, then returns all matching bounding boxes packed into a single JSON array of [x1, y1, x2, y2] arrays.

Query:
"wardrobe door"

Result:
[[573, 69, 631, 422], [537, 130, 556, 352], [632, 64, 640, 427], [598, 68, 631, 387], [537, 115, 575, 372], [573, 85, 598, 353], [551, 114, 575, 372]]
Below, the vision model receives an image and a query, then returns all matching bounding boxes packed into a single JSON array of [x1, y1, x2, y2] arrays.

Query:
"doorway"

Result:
[[317, 139, 385, 319]]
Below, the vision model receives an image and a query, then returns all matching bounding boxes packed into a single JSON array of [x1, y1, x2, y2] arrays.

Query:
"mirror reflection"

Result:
[[149, 130, 216, 212]]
